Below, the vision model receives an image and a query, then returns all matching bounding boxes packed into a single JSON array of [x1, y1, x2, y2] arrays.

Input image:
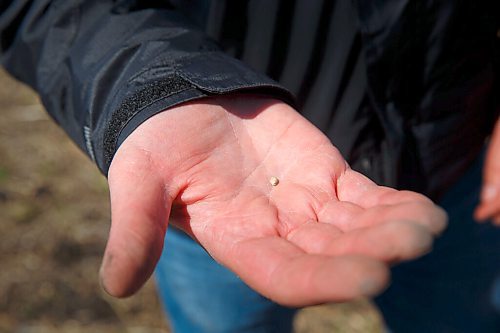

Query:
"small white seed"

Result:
[[269, 176, 279, 186]]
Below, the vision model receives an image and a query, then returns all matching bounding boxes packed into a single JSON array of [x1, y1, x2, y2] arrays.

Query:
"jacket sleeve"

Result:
[[0, 0, 294, 174]]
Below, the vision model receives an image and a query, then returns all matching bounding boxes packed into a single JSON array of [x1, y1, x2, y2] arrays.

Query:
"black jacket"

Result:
[[1, 0, 498, 199]]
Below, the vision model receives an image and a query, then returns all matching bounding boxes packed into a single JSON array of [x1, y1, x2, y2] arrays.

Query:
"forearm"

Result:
[[0, 0, 293, 174]]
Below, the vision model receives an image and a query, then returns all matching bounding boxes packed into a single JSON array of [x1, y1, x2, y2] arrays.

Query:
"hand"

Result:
[[475, 117, 500, 225], [100, 96, 447, 306]]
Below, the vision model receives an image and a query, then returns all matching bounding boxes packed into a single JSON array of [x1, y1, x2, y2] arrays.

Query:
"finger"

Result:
[[102, 152, 172, 297], [318, 200, 447, 235], [336, 169, 433, 208], [225, 237, 390, 307], [474, 197, 500, 222], [476, 117, 500, 223], [287, 221, 433, 263]]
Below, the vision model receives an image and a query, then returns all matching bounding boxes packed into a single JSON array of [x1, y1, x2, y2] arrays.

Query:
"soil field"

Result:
[[0, 69, 384, 333]]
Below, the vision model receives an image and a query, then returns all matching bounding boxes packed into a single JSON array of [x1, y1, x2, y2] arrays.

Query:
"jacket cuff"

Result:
[[95, 52, 296, 175]]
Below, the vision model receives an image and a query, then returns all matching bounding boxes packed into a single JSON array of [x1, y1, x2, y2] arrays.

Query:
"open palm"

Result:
[[102, 96, 447, 306]]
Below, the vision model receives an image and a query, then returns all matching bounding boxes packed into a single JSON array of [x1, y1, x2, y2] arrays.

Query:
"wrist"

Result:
[[109, 95, 295, 182]]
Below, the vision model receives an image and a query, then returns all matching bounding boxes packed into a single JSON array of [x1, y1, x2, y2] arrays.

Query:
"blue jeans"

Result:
[[154, 229, 296, 333], [374, 155, 500, 332], [155, 154, 500, 333]]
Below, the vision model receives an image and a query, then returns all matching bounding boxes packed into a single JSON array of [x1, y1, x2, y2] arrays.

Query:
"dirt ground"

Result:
[[0, 69, 384, 333]]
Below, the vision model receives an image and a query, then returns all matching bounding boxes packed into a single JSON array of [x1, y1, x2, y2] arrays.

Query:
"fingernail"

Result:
[[99, 270, 109, 294], [481, 184, 498, 202], [494, 216, 500, 225], [99, 266, 110, 295], [99, 254, 113, 295], [361, 279, 383, 296]]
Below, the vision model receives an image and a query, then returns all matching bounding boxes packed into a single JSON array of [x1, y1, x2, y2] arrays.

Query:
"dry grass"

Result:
[[0, 69, 384, 333]]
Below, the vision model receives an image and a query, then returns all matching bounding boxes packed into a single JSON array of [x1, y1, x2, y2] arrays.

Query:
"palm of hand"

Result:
[[103, 96, 447, 306]]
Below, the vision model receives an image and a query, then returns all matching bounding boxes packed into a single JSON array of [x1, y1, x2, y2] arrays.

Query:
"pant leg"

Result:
[[154, 228, 296, 333], [375, 154, 500, 333]]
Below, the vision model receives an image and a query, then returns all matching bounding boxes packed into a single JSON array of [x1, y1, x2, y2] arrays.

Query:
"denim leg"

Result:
[[154, 228, 296, 333], [375, 155, 500, 332]]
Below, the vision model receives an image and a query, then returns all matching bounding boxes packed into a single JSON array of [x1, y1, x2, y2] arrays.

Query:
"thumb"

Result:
[[101, 151, 172, 297]]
